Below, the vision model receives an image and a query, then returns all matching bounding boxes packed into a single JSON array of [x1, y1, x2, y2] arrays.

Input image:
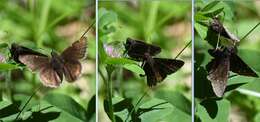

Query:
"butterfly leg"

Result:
[[139, 60, 146, 77], [216, 33, 221, 50]]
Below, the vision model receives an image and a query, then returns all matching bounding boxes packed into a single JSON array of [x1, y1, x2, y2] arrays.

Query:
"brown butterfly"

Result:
[[14, 22, 94, 88], [124, 38, 185, 87], [18, 36, 87, 88], [206, 46, 258, 97]]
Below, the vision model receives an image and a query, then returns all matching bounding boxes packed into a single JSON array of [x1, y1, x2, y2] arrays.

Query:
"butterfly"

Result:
[[124, 38, 184, 87], [9, 22, 95, 88], [13, 37, 87, 88], [209, 17, 240, 46], [206, 46, 258, 97]]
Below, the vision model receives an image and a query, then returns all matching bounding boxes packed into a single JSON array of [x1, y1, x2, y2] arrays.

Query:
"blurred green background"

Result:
[[0, 0, 95, 121], [195, 0, 260, 122], [98, 1, 191, 122]]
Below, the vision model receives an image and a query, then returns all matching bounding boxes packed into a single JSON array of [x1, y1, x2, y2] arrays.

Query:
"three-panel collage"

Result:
[[0, 0, 259, 122]]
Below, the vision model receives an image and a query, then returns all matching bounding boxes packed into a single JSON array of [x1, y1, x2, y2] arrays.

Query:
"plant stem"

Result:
[[107, 70, 115, 122], [5, 71, 12, 100], [240, 22, 260, 42]]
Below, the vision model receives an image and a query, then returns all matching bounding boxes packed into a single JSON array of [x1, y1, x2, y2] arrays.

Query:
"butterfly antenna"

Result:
[[15, 85, 42, 121], [80, 21, 96, 39], [240, 22, 260, 42], [174, 40, 191, 59]]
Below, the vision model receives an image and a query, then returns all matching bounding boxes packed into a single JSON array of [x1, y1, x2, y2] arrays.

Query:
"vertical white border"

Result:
[[95, 0, 99, 122], [191, 0, 194, 122]]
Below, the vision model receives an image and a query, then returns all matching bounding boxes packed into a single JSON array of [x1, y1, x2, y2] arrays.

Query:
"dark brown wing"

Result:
[[40, 64, 62, 88], [206, 51, 230, 97], [125, 38, 161, 61], [61, 37, 87, 61], [63, 60, 82, 82], [19, 55, 49, 71], [143, 58, 184, 87], [10, 43, 47, 64], [19, 55, 62, 88], [230, 53, 258, 77], [61, 37, 86, 82], [154, 58, 184, 75]]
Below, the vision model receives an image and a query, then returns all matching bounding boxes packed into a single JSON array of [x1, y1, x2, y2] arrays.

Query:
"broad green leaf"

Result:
[[154, 90, 191, 115], [196, 99, 230, 122], [123, 64, 144, 75], [138, 98, 174, 122], [105, 57, 136, 65], [43, 93, 87, 122]]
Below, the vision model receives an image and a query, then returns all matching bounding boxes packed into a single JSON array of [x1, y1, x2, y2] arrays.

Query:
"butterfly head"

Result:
[[125, 38, 135, 50], [9, 43, 22, 62], [51, 50, 59, 57]]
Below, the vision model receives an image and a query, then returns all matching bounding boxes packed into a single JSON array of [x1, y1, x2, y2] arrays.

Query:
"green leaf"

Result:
[[123, 64, 144, 75], [196, 99, 230, 122], [154, 90, 191, 115], [98, 8, 118, 34], [0, 63, 18, 71], [86, 95, 96, 121], [0, 100, 12, 110], [138, 98, 174, 122], [105, 57, 136, 65], [43, 93, 87, 121], [0, 43, 8, 48], [201, 1, 220, 12]]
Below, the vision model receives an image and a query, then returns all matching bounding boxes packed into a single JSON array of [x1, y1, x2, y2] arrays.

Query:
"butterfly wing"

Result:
[[39, 64, 62, 88], [125, 38, 161, 61], [61, 37, 86, 82], [61, 37, 87, 60], [19, 55, 62, 88], [19, 55, 49, 71], [206, 49, 230, 97], [63, 60, 82, 82], [143, 58, 184, 87], [230, 53, 258, 77], [10, 43, 47, 64], [143, 60, 159, 87]]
